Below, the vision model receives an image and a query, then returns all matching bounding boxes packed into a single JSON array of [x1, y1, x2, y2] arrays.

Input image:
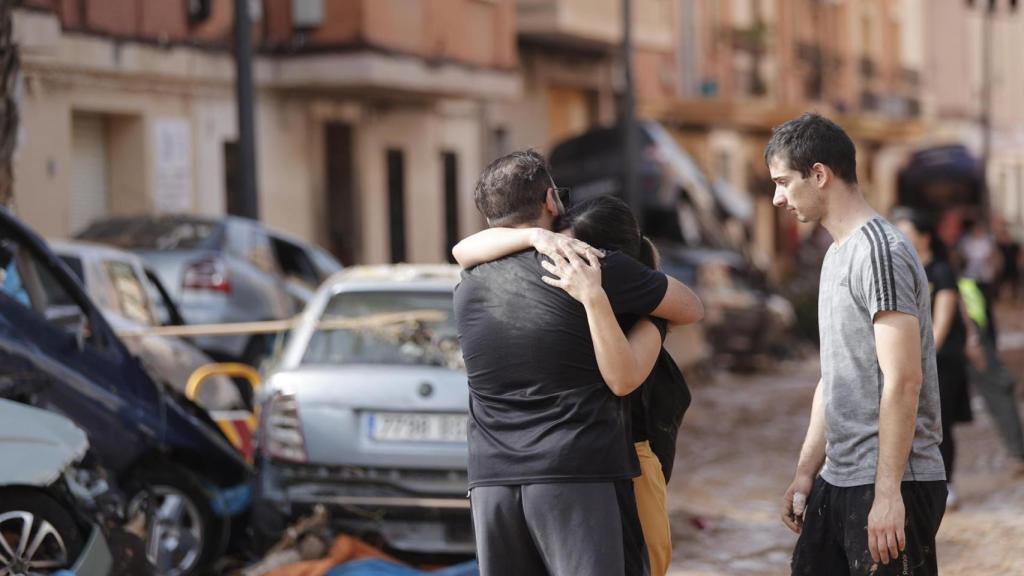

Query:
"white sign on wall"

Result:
[[152, 118, 193, 214]]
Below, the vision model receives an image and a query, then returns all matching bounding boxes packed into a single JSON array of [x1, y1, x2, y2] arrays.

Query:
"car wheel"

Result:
[[126, 466, 228, 576], [0, 487, 84, 575]]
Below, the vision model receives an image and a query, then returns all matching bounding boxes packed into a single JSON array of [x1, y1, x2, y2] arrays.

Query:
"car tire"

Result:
[[0, 487, 85, 574], [126, 466, 229, 576]]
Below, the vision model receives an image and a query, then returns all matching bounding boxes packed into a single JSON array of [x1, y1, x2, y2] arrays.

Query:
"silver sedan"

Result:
[[255, 265, 472, 556]]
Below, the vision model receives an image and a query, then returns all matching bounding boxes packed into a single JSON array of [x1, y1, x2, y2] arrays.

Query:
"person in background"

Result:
[[894, 209, 973, 509], [957, 275, 1024, 476], [958, 219, 1000, 344], [993, 217, 1021, 303]]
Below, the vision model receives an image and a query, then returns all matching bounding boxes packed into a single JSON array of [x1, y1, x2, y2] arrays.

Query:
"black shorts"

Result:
[[792, 478, 947, 576]]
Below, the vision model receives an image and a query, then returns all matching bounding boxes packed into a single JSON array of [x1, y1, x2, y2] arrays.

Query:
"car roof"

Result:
[[322, 264, 461, 292], [49, 239, 143, 264], [85, 214, 223, 227], [87, 214, 320, 247]]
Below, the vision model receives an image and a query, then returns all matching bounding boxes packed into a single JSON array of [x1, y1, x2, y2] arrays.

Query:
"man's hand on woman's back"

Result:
[[531, 229, 603, 263]]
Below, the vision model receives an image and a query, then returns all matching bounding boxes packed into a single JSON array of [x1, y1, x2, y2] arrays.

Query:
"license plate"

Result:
[[369, 412, 468, 443]]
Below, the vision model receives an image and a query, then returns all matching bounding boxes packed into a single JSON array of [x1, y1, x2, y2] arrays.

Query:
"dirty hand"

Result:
[[531, 229, 603, 263], [541, 249, 603, 304], [782, 474, 813, 534], [867, 491, 906, 565]]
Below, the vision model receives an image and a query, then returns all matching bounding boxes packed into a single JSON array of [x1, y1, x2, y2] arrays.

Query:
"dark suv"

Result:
[[0, 207, 251, 575]]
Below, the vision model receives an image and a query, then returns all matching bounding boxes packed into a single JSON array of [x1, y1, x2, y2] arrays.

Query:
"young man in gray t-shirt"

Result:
[[767, 114, 947, 576]]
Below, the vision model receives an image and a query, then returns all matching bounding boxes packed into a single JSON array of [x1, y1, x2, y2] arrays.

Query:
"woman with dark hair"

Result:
[[894, 211, 973, 507], [453, 195, 694, 575]]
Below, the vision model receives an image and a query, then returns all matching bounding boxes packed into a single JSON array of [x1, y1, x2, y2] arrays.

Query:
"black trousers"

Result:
[[792, 478, 947, 576]]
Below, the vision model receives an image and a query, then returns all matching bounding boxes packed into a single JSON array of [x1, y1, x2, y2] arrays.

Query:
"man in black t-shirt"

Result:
[[455, 150, 703, 576]]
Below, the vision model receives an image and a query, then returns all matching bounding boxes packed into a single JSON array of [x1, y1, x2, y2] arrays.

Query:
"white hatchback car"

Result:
[[50, 240, 243, 410]]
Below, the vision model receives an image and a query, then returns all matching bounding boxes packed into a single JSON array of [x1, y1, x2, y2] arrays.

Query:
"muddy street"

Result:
[[666, 309, 1024, 576]]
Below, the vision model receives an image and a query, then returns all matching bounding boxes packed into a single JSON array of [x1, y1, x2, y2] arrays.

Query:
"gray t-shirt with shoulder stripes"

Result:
[[817, 216, 945, 487]]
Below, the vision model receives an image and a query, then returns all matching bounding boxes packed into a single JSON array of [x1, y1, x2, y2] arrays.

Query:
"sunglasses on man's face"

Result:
[[549, 186, 571, 212]]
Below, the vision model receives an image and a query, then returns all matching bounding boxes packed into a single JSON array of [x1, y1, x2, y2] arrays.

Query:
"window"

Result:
[[59, 255, 86, 283], [0, 238, 98, 348], [270, 236, 319, 289], [302, 291, 458, 368], [309, 247, 343, 281], [104, 261, 156, 326], [143, 269, 183, 327], [443, 151, 460, 264], [387, 149, 407, 263], [227, 221, 277, 274], [491, 127, 509, 160]]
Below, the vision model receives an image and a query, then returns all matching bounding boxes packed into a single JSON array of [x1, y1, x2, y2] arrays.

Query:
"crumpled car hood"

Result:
[[0, 399, 89, 486]]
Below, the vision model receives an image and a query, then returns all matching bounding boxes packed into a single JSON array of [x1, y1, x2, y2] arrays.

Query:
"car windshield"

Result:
[[78, 219, 222, 251], [301, 290, 461, 369]]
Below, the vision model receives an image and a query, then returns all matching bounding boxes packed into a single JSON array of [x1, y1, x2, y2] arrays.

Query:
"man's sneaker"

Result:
[[946, 484, 959, 510]]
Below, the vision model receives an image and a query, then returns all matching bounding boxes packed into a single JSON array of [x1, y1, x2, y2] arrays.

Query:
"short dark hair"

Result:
[[562, 195, 649, 265], [474, 149, 552, 226], [764, 113, 858, 184], [892, 207, 948, 262]]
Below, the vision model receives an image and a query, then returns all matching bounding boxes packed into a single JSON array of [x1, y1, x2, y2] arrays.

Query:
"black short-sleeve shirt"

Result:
[[924, 259, 966, 359], [627, 318, 669, 443], [454, 250, 669, 487]]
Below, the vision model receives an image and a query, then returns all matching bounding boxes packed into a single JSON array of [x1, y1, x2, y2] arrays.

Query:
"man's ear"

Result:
[[543, 188, 561, 217], [812, 162, 830, 189]]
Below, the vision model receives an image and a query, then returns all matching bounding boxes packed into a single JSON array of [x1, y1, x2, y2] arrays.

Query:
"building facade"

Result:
[[11, 0, 685, 265], [17, 0, 1004, 268], [921, 0, 1024, 232], [12, 0, 519, 265], [648, 0, 927, 274]]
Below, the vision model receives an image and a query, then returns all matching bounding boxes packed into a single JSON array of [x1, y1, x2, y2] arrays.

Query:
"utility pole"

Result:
[[622, 0, 642, 231], [234, 0, 259, 220]]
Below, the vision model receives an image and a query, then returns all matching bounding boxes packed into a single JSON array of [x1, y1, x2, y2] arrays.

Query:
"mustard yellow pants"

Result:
[[632, 441, 671, 576]]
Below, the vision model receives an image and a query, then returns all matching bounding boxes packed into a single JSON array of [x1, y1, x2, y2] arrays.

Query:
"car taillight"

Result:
[[183, 257, 231, 294], [263, 393, 307, 463]]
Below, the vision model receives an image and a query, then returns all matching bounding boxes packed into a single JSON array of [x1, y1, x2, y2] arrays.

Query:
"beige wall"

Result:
[[14, 69, 212, 236], [16, 71, 488, 264], [353, 102, 487, 264], [15, 82, 72, 236], [189, 96, 236, 218], [258, 93, 317, 242], [108, 115, 147, 216], [922, 0, 1024, 231], [490, 46, 616, 154], [519, 0, 674, 51]]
